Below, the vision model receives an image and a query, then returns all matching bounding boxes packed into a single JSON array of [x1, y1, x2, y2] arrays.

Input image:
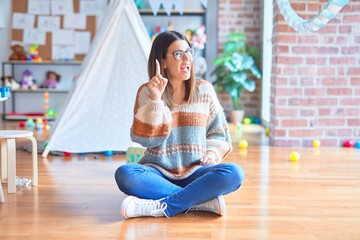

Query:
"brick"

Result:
[[338, 129, 353, 136], [305, 88, 326, 96], [283, 67, 296, 75], [275, 56, 303, 65], [335, 36, 349, 44], [289, 98, 316, 106], [317, 67, 335, 75], [289, 129, 323, 138], [319, 119, 345, 126], [274, 108, 298, 117], [306, 57, 327, 65], [298, 35, 319, 44], [292, 46, 318, 54], [273, 35, 297, 44], [316, 98, 338, 105], [282, 119, 308, 128], [274, 45, 289, 53], [318, 26, 337, 34], [330, 57, 356, 65], [342, 46, 360, 54], [301, 78, 317, 86], [351, 78, 360, 85], [319, 108, 331, 116], [274, 88, 302, 96], [344, 15, 360, 23], [273, 77, 288, 85], [275, 25, 295, 32], [341, 98, 360, 105], [321, 77, 348, 86], [307, 3, 320, 12], [355, 36, 360, 44], [319, 139, 338, 147], [298, 67, 317, 75], [349, 68, 360, 75], [344, 108, 360, 116], [300, 109, 315, 116], [327, 88, 353, 95], [291, 3, 306, 11], [317, 47, 339, 54], [348, 119, 360, 126], [323, 36, 334, 44], [273, 129, 286, 137], [339, 26, 352, 33], [272, 139, 301, 147]]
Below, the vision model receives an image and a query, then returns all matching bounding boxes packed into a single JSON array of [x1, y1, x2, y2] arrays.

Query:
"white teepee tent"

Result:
[[42, 0, 151, 157]]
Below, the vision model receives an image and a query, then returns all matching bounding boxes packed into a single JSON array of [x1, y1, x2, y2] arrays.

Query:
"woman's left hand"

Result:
[[199, 151, 217, 166]]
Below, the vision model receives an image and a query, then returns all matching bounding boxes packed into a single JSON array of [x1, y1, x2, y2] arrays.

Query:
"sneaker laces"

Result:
[[137, 199, 169, 218]]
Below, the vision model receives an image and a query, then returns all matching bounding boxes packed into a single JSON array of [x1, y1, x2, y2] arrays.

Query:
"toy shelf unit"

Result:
[[1, 61, 82, 121], [137, 0, 217, 81]]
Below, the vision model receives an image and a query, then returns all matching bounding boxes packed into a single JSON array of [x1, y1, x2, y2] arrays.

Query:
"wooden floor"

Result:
[[1, 121, 360, 239]]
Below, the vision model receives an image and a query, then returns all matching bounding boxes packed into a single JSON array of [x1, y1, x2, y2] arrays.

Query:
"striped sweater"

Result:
[[130, 80, 232, 179]]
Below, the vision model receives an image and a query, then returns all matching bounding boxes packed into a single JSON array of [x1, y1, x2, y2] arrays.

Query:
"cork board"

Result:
[[11, 0, 97, 61]]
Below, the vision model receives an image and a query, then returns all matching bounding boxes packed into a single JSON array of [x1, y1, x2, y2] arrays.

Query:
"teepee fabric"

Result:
[[43, 0, 151, 157]]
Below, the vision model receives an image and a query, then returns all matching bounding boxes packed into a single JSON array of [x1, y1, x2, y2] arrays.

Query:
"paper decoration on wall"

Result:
[[148, 0, 185, 16], [38, 16, 61, 32], [200, 0, 207, 8], [276, 0, 349, 33], [28, 0, 51, 15], [12, 13, 35, 29]]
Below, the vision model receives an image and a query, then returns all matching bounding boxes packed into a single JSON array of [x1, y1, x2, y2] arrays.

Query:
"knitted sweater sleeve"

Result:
[[130, 84, 172, 148], [205, 83, 233, 162]]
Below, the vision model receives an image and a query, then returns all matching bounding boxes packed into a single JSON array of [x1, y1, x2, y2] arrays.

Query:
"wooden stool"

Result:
[[0, 130, 38, 195]]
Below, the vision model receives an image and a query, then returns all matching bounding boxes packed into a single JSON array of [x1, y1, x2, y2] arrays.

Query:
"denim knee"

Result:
[[114, 164, 136, 194], [217, 163, 245, 191]]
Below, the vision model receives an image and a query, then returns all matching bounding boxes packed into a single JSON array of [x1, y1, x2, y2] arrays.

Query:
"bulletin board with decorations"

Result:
[[10, 0, 106, 61]]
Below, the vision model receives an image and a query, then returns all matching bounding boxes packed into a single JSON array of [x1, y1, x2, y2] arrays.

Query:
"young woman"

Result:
[[115, 31, 245, 218]]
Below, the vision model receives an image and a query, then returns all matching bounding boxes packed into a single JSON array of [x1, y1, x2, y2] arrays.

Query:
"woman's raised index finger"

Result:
[[155, 59, 160, 76]]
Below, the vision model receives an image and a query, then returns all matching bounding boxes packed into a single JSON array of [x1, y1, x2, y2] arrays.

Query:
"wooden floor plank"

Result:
[[1, 121, 360, 239]]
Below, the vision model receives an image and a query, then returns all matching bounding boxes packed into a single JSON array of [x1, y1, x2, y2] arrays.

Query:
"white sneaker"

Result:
[[188, 195, 226, 216], [121, 196, 168, 218]]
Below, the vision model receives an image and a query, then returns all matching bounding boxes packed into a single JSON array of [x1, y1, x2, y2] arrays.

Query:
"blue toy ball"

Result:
[[254, 117, 261, 124], [354, 141, 360, 149], [104, 150, 113, 156]]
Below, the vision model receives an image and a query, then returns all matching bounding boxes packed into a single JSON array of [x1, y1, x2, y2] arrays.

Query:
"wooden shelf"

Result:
[[11, 89, 69, 93], [3, 61, 82, 66]]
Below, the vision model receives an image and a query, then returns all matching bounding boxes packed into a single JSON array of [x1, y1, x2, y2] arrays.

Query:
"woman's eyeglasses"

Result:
[[168, 48, 195, 61]]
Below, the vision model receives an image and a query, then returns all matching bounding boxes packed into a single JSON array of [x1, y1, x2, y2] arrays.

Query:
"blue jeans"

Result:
[[115, 163, 245, 217]]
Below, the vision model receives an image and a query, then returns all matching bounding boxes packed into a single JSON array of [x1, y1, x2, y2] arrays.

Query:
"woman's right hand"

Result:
[[148, 59, 168, 101]]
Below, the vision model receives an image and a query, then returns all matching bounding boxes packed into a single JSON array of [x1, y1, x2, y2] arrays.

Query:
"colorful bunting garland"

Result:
[[276, 0, 349, 33], [148, 0, 207, 16]]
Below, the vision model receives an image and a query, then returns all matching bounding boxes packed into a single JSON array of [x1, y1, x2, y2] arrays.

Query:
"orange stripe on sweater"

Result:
[[132, 118, 171, 138], [172, 112, 208, 127]]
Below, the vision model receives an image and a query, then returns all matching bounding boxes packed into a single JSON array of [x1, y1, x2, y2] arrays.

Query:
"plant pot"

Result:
[[229, 110, 244, 124]]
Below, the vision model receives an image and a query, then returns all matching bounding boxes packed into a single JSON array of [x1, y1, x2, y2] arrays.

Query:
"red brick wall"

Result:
[[271, 0, 360, 147], [217, 0, 263, 117]]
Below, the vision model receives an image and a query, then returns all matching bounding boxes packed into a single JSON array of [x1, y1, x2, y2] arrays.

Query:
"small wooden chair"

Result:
[[0, 130, 38, 195]]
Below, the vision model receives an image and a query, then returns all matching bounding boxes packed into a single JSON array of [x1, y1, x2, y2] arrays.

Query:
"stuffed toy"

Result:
[[42, 71, 61, 89], [1, 76, 20, 89], [29, 44, 42, 62], [8, 44, 27, 61], [20, 69, 37, 90], [191, 25, 207, 50]]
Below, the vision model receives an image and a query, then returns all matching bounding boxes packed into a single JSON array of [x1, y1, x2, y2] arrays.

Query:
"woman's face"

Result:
[[163, 40, 193, 82]]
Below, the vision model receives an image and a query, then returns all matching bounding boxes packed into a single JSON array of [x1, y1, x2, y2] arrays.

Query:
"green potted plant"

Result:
[[211, 33, 262, 123]]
